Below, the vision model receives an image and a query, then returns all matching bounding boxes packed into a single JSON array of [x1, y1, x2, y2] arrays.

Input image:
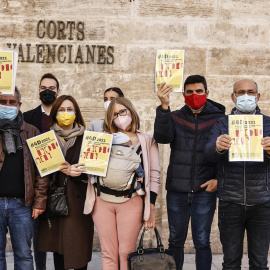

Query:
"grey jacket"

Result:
[[87, 117, 104, 132]]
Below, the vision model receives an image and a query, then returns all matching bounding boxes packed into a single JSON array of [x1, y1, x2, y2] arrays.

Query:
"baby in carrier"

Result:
[[92, 132, 145, 203], [112, 132, 145, 196]]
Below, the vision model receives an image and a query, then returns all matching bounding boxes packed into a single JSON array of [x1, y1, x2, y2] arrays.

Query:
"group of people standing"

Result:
[[0, 72, 269, 270], [155, 76, 270, 270]]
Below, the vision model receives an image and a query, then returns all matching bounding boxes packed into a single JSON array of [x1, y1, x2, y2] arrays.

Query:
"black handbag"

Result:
[[128, 227, 176, 270], [40, 177, 69, 227]]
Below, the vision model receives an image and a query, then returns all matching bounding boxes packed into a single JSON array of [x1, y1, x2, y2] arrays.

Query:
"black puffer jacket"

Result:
[[205, 107, 270, 205], [154, 100, 225, 193]]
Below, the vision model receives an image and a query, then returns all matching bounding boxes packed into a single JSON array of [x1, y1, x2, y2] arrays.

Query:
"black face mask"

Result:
[[39, 89, 57, 105]]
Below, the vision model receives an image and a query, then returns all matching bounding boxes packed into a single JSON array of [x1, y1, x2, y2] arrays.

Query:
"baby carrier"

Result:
[[95, 143, 142, 202]]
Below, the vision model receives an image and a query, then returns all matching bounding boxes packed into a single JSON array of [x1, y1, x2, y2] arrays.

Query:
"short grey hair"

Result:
[[15, 86, 21, 102], [233, 80, 258, 93]]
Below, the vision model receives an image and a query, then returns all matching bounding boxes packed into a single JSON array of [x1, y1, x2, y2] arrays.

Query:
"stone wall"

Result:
[[1, 0, 270, 253]]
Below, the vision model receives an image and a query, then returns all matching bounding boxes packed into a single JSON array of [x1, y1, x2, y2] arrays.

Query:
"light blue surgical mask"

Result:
[[0, 104, 18, 120], [235, 94, 257, 113]]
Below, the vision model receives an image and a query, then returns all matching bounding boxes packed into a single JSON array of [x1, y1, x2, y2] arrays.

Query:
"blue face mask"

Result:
[[235, 94, 257, 113], [0, 104, 18, 120]]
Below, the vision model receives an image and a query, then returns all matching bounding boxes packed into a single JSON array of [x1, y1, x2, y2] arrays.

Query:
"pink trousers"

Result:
[[92, 196, 143, 270]]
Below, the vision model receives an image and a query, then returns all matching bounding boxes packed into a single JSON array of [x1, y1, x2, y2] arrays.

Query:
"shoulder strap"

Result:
[[136, 145, 142, 155], [128, 174, 137, 198], [96, 176, 101, 196], [128, 145, 143, 198]]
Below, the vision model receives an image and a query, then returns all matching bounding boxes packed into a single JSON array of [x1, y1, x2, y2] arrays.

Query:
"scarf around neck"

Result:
[[52, 123, 84, 156], [0, 111, 23, 155]]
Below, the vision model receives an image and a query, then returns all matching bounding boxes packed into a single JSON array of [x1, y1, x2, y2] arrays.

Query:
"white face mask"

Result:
[[235, 94, 257, 113], [104, 100, 111, 111]]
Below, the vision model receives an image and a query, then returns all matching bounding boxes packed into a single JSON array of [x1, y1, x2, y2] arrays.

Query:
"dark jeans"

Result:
[[218, 200, 270, 270], [33, 218, 47, 270], [53, 252, 87, 270], [167, 190, 217, 270], [0, 197, 34, 270]]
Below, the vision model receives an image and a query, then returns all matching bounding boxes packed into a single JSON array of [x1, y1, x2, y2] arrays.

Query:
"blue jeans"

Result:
[[0, 197, 34, 270], [167, 190, 217, 270], [33, 218, 47, 270], [218, 200, 270, 270]]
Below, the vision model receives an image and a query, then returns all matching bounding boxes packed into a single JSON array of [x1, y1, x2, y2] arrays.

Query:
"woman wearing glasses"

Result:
[[38, 95, 94, 270], [84, 97, 161, 270]]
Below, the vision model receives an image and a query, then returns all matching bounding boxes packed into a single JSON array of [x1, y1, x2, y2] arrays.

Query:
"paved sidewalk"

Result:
[[6, 252, 269, 269]]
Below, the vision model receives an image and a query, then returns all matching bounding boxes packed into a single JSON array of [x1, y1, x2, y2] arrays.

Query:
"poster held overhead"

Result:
[[0, 51, 18, 95], [155, 50, 185, 92]]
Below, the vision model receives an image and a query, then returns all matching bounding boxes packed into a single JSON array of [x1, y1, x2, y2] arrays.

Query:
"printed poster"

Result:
[[0, 51, 18, 95], [27, 130, 65, 177], [229, 115, 263, 162], [155, 50, 185, 92], [78, 131, 113, 177]]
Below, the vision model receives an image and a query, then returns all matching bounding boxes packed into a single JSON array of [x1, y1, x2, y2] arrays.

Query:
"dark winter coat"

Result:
[[205, 107, 270, 205], [0, 121, 49, 209], [38, 135, 94, 269], [23, 105, 43, 133], [154, 100, 225, 193]]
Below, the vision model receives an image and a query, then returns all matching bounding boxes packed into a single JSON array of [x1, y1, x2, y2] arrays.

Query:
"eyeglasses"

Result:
[[234, 90, 257, 96], [39, 86, 57, 91], [113, 109, 127, 119]]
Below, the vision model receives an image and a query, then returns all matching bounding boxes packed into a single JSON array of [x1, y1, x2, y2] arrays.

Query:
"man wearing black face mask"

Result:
[[24, 73, 60, 133], [23, 73, 60, 270], [154, 75, 225, 270]]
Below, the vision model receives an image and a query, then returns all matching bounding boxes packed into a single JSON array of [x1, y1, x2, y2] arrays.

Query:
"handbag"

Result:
[[128, 227, 176, 270], [40, 176, 69, 227]]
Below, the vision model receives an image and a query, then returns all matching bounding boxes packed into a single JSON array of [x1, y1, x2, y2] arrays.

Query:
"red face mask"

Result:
[[185, 94, 207, 110]]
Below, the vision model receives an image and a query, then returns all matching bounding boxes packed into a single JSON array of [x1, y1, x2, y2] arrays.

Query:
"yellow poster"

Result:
[[0, 51, 14, 94], [229, 115, 263, 162], [78, 131, 113, 176], [155, 50, 185, 92], [27, 130, 65, 177]]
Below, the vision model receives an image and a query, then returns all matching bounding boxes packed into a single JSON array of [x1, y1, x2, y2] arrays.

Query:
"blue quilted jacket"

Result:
[[154, 100, 225, 193]]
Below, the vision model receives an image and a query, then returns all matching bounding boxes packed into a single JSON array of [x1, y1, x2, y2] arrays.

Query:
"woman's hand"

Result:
[[67, 163, 86, 177], [144, 204, 155, 230], [59, 161, 71, 175]]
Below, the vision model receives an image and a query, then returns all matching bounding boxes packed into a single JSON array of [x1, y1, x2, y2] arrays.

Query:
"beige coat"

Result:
[[84, 131, 161, 221]]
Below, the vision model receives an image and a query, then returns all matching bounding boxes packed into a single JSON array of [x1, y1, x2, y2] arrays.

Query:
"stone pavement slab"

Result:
[[5, 252, 269, 269]]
